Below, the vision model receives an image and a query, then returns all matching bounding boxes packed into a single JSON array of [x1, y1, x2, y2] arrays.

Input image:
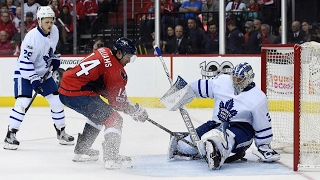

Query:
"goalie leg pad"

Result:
[[167, 132, 200, 160], [200, 128, 233, 169], [204, 139, 222, 170]]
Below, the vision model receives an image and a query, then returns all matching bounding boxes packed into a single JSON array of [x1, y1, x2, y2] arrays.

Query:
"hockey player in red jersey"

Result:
[[59, 37, 148, 169]]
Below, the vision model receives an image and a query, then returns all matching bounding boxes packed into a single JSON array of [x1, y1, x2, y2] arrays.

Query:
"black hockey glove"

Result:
[[51, 59, 60, 72], [31, 80, 44, 93]]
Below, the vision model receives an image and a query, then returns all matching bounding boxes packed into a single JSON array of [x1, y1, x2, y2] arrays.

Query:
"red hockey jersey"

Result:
[[59, 47, 128, 107]]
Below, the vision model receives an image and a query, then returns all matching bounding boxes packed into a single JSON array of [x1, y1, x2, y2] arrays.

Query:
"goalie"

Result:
[[162, 62, 280, 170]]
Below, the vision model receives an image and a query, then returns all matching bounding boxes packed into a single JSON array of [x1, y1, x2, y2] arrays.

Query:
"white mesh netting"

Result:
[[265, 42, 320, 169]]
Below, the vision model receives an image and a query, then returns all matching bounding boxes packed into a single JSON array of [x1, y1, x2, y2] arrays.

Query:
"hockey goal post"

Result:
[[261, 42, 320, 171]]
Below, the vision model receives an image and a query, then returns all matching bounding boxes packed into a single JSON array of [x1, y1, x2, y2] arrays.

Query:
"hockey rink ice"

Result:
[[0, 107, 319, 180]]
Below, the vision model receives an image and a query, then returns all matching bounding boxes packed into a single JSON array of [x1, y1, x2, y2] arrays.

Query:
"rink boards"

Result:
[[0, 54, 306, 112]]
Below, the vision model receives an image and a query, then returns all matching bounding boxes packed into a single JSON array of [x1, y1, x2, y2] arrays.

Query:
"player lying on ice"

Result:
[[161, 62, 280, 170], [58, 37, 148, 169]]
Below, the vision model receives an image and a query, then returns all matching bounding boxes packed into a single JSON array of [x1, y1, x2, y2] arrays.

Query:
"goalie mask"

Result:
[[231, 62, 255, 95]]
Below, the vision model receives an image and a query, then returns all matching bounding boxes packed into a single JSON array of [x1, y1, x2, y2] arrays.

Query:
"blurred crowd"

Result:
[[0, 0, 118, 55], [1, 0, 320, 55], [136, 0, 320, 54]]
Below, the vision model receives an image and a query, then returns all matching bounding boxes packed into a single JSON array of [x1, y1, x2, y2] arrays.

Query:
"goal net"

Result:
[[261, 42, 320, 171]]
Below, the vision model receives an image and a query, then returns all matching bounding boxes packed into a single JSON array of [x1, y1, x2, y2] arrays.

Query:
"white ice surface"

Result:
[[0, 107, 319, 180]]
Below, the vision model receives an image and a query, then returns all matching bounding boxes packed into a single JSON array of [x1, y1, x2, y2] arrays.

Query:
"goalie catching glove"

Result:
[[129, 103, 148, 122], [252, 144, 280, 162], [160, 76, 196, 111]]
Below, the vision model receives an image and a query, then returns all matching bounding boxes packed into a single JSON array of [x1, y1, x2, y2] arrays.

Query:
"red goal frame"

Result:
[[261, 44, 301, 171]]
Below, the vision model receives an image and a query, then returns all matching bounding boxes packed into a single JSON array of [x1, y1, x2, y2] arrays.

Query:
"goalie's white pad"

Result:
[[199, 127, 232, 170], [168, 133, 201, 161], [160, 76, 196, 111]]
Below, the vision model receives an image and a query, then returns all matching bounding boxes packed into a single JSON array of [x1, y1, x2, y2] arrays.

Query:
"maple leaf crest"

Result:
[[217, 99, 238, 122], [42, 47, 54, 68]]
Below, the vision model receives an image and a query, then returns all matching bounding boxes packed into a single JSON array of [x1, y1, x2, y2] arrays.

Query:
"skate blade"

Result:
[[72, 154, 99, 162], [59, 140, 75, 145], [3, 143, 18, 150], [105, 161, 133, 170]]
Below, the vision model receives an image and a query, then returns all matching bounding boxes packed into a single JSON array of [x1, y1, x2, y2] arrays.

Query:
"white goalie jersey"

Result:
[[14, 25, 59, 81], [189, 74, 273, 148]]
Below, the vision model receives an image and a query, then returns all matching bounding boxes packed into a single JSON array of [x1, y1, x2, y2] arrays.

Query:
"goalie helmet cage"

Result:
[[261, 42, 320, 171]]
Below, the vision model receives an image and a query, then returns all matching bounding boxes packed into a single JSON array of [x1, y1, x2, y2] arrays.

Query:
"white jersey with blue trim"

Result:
[[189, 74, 273, 148], [14, 25, 59, 81]]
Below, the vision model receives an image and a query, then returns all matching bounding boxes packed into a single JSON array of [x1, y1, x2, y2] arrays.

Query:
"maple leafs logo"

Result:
[[217, 99, 237, 122], [43, 47, 54, 68]]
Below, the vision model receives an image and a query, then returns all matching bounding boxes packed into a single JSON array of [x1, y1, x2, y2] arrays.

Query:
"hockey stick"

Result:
[[23, 66, 53, 113], [147, 118, 196, 148], [153, 45, 201, 147], [58, 18, 70, 32]]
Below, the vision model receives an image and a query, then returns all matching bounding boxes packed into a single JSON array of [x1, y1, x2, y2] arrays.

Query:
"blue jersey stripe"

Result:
[[256, 127, 271, 133], [255, 134, 273, 139], [20, 68, 35, 71], [205, 80, 209, 97], [20, 61, 34, 64], [198, 80, 204, 98]]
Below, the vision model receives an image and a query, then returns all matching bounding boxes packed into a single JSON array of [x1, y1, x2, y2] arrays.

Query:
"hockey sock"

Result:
[[103, 130, 122, 160], [74, 123, 101, 153], [9, 97, 31, 130], [47, 94, 66, 129]]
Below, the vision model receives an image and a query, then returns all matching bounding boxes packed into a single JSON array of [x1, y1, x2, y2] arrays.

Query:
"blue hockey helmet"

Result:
[[231, 62, 255, 95], [113, 37, 137, 57]]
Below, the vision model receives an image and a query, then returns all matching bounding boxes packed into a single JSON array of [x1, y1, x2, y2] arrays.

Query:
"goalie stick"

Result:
[[153, 45, 201, 149], [146, 118, 196, 148], [23, 66, 53, 113]]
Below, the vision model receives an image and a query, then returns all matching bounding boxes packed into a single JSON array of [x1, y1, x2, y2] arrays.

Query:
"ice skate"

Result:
[[54, 124, 74, 145], [3, 127, 20, 150], [102, 141, 132, 169], [72, 133, 99, 162], [104, 155, 132, 169], [73, 148, 100, 162]]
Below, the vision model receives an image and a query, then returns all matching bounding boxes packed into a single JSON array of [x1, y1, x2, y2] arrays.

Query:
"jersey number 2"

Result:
[[76, 59, 100, 76]]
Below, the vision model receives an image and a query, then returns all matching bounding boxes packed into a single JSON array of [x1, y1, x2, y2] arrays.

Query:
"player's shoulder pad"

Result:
[[52, 24, 58, 31], [51, 24, 59, 34], [22, 29, 37, 50]]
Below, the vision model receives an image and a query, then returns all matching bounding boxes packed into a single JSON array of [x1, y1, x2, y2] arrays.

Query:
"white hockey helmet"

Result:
[[36, 6, 55, 27], [231, 62, 255, 95]]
